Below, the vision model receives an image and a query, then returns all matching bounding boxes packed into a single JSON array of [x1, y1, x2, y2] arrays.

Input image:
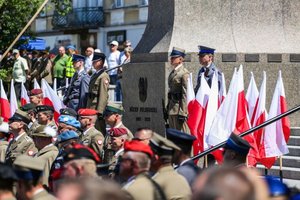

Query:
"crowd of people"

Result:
[[0, 41, 299, 200]]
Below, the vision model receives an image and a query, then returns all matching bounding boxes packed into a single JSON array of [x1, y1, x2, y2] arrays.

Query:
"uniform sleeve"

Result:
[[97, 76, 110, 113], [38, 150, 59, 186], [25, 141, 38, 157], [181, 73, 189, 116], [79, 75, 90, 109], [91, 134, 104, 158]]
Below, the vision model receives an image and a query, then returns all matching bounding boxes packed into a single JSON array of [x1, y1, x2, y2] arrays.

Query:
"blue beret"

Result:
[[198, 45, 215, 55], [166, 128, 195, 153], [72, 54, 85, 62], [58, 115, 81, 129], [57, 130, 79, 143], [67, 45, 76, 50], [224, 133, 251, 155], [264, 176, 290, 197], [170, 47, 186, 58]]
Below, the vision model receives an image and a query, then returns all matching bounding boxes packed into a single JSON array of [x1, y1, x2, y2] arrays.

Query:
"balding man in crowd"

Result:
[[134, 127, 153, 145], [53, 46, 69, 89]]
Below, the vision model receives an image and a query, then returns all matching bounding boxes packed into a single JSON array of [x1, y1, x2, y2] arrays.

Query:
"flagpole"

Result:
[[264, 168, 268, 175], [279, 156, 283, 182], [204, 155, 208, 168], [189, 104, 300, 161]]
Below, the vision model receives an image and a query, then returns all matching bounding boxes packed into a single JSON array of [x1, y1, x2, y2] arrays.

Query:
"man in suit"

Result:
[[32, 125, 58, 188], [194, 46, 222, 94], [63, 54, 90, 111], [5, 110, 38, 165], [78, 108, 104, 159], [86, 52, 110, 134], [166, 128, 199, 187], [167, 47, 190, 133]]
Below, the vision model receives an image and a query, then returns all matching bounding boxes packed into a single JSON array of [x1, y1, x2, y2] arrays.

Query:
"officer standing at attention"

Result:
[[5, 110, 38, 165], [194, 46, 222, 93], [167, 47, 190, 133], [63, 54, 90, 111], [86, 52, 110, 134]]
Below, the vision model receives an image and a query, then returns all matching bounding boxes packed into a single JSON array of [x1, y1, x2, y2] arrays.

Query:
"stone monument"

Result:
[[123, 0, 300, 134]]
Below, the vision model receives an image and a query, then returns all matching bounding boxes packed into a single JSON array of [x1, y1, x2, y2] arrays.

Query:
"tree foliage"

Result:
[[0, 0, 71, 51]]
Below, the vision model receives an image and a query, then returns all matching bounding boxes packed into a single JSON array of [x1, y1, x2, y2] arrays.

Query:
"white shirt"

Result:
[[107, 50, 120, 75], [85, 54, 93, 72]]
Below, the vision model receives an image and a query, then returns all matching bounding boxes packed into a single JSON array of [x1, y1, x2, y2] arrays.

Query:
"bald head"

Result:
[[134, 128, 153, 145]]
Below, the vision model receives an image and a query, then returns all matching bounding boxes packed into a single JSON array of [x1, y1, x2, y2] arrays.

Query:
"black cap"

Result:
[[34, 105, 54, 113], [92, 52, 106, 62], [64, 144, 100, 163], [0, 162, 18, 181], [20, 103, 36, 112], [224, 133, 251, 155], [166, 128, 196, 154], [60, 108, 78, 118]]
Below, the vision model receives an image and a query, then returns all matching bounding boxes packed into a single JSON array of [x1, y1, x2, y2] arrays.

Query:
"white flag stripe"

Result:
[[9, 79, 18, 116], [246, 72, 259, 122]]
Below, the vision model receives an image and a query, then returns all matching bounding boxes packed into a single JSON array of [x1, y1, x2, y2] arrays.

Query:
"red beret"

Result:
[[29, 89, 43, 96], [109, 128, 128, 137], [124, 140, 153, 158], [78, 109, 98, 116]]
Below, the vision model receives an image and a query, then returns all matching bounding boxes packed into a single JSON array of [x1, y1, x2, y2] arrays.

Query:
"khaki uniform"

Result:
[[28, 121, 57, 137], [80, 127, 104, 158], [152, 165, 191, 200], [31, 188, 56, 200], [123, 173, 158, 200], [86, 69, 110, 133], [108, 148, 124, 175], [35, 144, 59, 187], [0, 140, 8, 162], [167, 64, 190, 133], [5, 133, 38, 165]]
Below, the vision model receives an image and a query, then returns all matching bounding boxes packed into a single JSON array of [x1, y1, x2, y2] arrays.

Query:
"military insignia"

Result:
[[28, 150, 34, 156], [105, 79, 109, 85], [138, 77, 147, 102], [97, 140, 102, 145]]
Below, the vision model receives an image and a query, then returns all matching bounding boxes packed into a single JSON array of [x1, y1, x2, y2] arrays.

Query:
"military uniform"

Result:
[[0, 118, 9, 162], [28, 121, 58, 137], [5, 132, 37, 165], [31, 189, 56, 200], [80, 127, 104, 158], [167, 63, 190, 133], [0, 140, 8, 162]]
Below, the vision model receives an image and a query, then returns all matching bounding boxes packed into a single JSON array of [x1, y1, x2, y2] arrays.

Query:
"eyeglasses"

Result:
[[132, 137, 151, 141]]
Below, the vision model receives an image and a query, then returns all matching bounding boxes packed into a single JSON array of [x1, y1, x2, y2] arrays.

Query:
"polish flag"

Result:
[[0, 80, 10, 122], [10, 79, 18, 116], [41, 79, 65, 122], [246, 72, 259, 125], [259, 71, 290, 168], [219, 72, 227, 105], [20, 82, 30, 106], [33, 78, 41, 89]]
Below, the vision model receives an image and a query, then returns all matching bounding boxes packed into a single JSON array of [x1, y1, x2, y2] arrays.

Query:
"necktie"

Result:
[[204, 67, 210, 77]]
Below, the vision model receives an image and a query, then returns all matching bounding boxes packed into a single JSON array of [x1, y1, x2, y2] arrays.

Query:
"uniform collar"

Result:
[[174, 63, 183, 71], [15, 132, 26, 141], [83, 127, 92, 136]]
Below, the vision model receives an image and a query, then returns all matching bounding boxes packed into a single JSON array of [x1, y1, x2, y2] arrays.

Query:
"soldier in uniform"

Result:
[[166, 128, 199, 187], [103, 102, 133, 164], [121, 140, 166, 200], [150, 133, 191, 200], [14, 155, 56, 200], [57, 115, 81, 135], [63, 54, 90, 111], [78, 108, 104, 159], [0, 118, 10, 162], [60, 107, 78, 119], [32, 125, 59, 188], [194, 46, 222, 93], [29, 89, 44, 106], [167, 47, 190, 133], [86, 52, 110, 134], [5, 110, 37, 165]]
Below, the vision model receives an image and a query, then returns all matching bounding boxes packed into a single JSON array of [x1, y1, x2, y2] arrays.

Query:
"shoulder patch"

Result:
[[97, 140, 103, 145], [104, 79, 109, 84], [28, 150, 34, 156]]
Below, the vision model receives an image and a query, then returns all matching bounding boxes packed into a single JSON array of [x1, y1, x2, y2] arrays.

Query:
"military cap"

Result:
[[78, 108, 98, 116], [170, 47, 186, 58], [0, 162, 18, 181], [166, 128, 196, 153], [58, 115, 81, 129], [150, 133, 180, 156], [224, 133, 251, 155], [104, 102, 124, 116], [29, 89, 43, 96], [198, 45, 215, 55], [124, 140, 153, 158], [64, 144, 100, 163], [264, 176, 290, 197], [92, 52, 106, 62], [20, 103, 36, 112], [60, 107, 78, 118], [13, 155, 45, 180], [72, 54, 85, 62], [35, 105, 54, 113], [66, 45, 76, 50], [57, 130, 79, 143], [31, 125, 57, 138], [9, 110, 31, 124], [0, 117, 9, 134], [110, 128, 128, 137]]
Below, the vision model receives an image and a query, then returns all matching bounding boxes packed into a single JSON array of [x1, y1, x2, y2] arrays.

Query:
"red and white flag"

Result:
[[246, 72, 259, 125], [20, 82, 30, 106], [259, 71, 290, 168], [41, 79, 65, 122], [10, 79, 18, 116], [219, 72, 227, 105], [33, 78, 41, 89], [0, 80, 10, 122]]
